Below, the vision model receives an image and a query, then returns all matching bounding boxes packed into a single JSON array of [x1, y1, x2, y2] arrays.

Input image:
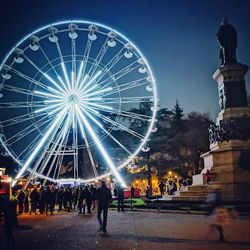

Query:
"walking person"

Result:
[[117, 183, 125, 212], [94, 181, 112, 233]]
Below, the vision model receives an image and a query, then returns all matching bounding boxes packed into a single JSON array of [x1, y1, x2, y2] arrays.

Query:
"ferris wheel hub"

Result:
[[67, 94, 79, 105]]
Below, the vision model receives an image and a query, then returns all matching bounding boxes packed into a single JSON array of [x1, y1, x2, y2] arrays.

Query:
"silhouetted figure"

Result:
[[24, 189, 30, 213], [17, 189, 25, 214], [45, 186, 55, 215], [205, 169, 212, 185], [83, 186, 92, 214], [158, 181, 166, 196], [95, 181, 112, 233], [130, 185, 135, 198], [78, 187, 84, 214], [89, 184, 97, 210], [57, 187, 64, 211], [4, 195, 19, 249], [30, 188, 39, 214], [72, 187, 79, 210], [216, 18, 237, 65], [117, 183, 125, 212], [39, 186, 46, 214]]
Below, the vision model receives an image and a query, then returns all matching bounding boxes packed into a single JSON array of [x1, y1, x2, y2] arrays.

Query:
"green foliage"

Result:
[[125, 101, 212, 180]]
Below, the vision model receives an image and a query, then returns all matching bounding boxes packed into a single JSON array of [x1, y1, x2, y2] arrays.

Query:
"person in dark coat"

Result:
[[130, 185, 135, 198], [64, 188, 73, 212], [89, 184, 97, 210], [30, 188, 39, 214], [158, 181, 166, 196], [3, 195, 19, 249], [24, 189, 30, 213], [57, 187, 64, 211], [117, 183, 125, 212], [72, 187, 79, 210], [78, 186, 84, 214], [94, 181, 112, 233], [17, 189, 25, 214], [39, 186, 46, 214], [45, 186, 55, 215], [83, 186, 92, 214]]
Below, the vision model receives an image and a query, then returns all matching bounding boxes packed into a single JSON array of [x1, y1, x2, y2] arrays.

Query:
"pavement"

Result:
[[1, 209, 250, 250]]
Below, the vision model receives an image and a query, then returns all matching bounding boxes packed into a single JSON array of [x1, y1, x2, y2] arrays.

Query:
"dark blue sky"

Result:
[[1, 0, 250, 119]]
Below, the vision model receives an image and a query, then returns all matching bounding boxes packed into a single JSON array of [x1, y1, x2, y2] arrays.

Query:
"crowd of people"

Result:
[[12, 184, 98, 216]]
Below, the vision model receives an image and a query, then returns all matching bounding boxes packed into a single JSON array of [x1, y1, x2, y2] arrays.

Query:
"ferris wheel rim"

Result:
[[0, 20, 158, 185]]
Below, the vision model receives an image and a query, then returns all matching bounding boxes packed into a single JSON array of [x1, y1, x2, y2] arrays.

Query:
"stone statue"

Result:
[[216, 18, 237, 65]]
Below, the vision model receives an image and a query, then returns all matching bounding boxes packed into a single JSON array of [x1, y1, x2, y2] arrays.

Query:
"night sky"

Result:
[[1, 0, 250, 119]]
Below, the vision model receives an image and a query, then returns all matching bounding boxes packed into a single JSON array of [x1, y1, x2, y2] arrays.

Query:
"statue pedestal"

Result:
[[200, 63, 250, 202]]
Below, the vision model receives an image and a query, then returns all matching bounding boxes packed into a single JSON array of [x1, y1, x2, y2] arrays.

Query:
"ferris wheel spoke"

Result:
[[7, 66, 66, 98], [38, 110, 72, 176], [76, 38, 93, 91], [12, 106, 69, 186], [34, 103, 65, 114], [82, 104, 144, 140], [84, 61, 139, 94], [98, 60, 138, 86], [6, 114, 53, 146], [71, 38, 77, 92], [0, 101, 45, 109], [54, 127, 71, 180], [76, 114, 98, 177], [54, 41, 71, 92], [22, 54, 68, 96], [99, 78, 149, 97], [87, 47, 124, 88], [1, 83, 61, 100], [89, 106, 152, 122], [16, 117, 55, 160], [25, 113, 69, 188], [37, 42, 69, 94], [8, 66, 52, 91], [81, 108, 133, 156], [75, 105, 126, 187], [85, 37, 109, 82]]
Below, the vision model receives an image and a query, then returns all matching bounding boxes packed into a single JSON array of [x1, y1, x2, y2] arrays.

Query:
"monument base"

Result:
[[201, 140, 250, 202]]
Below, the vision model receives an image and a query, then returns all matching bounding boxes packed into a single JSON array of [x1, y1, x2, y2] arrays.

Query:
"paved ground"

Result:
[[1, 209, 250, 250]]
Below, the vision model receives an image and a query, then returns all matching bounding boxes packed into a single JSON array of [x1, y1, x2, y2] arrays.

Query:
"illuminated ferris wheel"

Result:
[[0, 20, 158, 187]]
